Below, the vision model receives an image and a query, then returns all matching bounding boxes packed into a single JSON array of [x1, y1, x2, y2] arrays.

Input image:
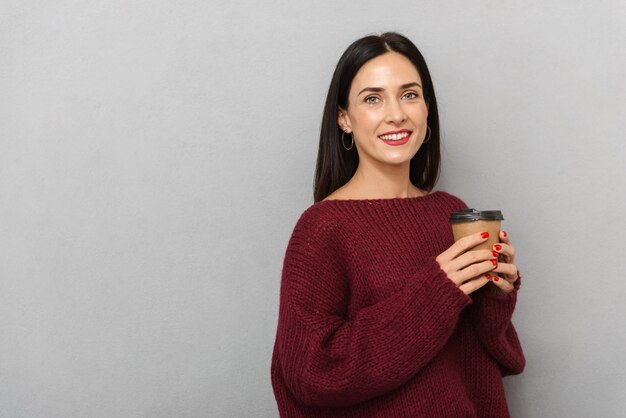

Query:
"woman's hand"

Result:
[[488, 230, 519, 294], [435, 231, 498, 295]]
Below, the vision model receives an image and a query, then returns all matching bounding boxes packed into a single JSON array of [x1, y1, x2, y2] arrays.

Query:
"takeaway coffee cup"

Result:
[[449, 208, 504, 251]]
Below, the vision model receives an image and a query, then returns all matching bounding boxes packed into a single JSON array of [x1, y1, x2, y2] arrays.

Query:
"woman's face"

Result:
[[339, 52, 429, 167]]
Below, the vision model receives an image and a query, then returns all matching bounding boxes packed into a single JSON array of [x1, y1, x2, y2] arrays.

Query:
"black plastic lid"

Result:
[[449, 208, 504, 223]]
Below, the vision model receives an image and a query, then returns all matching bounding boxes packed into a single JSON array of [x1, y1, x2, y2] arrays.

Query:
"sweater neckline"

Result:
[[317, 190, 441, 206]]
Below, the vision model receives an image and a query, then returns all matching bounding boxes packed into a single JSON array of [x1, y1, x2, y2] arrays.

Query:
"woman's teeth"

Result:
[[379, 132, 411, 141]]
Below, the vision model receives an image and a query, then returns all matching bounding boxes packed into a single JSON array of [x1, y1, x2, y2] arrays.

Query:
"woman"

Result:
[[271, 32, 525, 417]]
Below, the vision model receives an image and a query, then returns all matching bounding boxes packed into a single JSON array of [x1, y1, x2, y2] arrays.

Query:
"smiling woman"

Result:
[[314, 32, 442, 203], [271, 32, 525, 417], [336, 52, 430, 184]]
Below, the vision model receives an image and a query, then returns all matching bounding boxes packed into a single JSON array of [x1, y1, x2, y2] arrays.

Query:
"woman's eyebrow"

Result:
[[357, 82, 422, 96]]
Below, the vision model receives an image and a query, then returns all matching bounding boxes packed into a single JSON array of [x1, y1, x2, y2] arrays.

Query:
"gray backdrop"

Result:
[[1, 1, 625, 417]]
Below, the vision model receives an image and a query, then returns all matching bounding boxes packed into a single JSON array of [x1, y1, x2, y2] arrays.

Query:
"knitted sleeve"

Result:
[[468, 274, 526, 376], [449, 194, 526, 376], [274, 211, 473, 408]]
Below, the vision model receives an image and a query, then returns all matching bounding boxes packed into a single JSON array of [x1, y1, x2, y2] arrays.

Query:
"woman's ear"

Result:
[[338, 108, 351, 133]]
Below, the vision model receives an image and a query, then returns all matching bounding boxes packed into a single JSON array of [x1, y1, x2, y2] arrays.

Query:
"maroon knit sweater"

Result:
[[271, 190, 525, 417]]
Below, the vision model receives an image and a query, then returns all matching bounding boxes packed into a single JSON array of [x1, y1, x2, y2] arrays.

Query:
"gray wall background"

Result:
[[1, 1, 624, 417]]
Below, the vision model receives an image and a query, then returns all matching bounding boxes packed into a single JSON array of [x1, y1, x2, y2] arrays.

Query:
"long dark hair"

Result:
[[313, 32, 441, 203]]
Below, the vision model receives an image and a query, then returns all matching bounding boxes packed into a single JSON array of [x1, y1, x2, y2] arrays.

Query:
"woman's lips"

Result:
[[379, 131, 411, 146]]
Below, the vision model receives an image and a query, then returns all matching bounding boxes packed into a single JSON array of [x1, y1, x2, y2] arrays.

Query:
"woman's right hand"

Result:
[[435, 231, 498, 295]]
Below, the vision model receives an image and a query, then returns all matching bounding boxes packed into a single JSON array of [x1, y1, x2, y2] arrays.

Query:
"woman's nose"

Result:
[[385, 99, 407, 124]]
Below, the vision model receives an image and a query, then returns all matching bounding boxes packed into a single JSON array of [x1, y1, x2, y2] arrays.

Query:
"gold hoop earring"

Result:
[[341, 131, 354, 150], [422, 126, 431, 144]]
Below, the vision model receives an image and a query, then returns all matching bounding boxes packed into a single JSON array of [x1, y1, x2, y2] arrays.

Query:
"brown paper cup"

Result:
[[449, 209, 505, 282], [451, 220, 501, 250]]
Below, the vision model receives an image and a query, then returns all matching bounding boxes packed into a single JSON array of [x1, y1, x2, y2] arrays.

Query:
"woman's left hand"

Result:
[[488, 230, 519, 294]]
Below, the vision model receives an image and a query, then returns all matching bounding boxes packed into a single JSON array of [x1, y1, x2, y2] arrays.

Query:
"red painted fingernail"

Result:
[[494, 244, 502, 251], [492, 250, 499, 257], [481, 232, 489, 239], [503, 231, 507, 237], [491, 259, 497, 267], [484, 274, 491, 279], [493, 276, 500, 282]]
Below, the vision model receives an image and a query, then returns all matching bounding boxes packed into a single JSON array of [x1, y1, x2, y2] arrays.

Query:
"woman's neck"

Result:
[[341, 164, 425, 200]]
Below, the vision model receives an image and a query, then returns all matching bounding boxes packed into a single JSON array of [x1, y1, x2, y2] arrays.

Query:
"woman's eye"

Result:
[[365, 96, 380, 104], [404, 92, 418, 99]]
